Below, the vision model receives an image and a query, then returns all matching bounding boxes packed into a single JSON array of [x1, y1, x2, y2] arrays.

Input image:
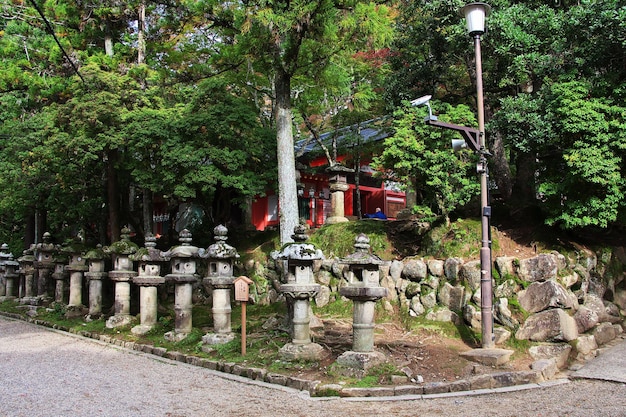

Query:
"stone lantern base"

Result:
[[106, 314, 134, 329], [164, 330, 190, 342], [64, 304, 88, 319], [201, 332, 235, 351], [335, 350, 387, 377], [279, 342, 326, 361]]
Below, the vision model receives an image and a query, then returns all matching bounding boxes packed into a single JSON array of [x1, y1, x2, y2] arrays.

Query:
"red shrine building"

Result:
[[250, 119, 406, 231]]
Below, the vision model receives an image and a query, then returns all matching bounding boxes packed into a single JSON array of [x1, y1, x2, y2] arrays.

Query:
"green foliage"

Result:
[[372, 102, 480, 224]]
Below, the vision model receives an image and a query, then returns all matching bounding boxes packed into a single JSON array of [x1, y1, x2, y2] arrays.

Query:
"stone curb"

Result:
[[0, 311, 552, 398]]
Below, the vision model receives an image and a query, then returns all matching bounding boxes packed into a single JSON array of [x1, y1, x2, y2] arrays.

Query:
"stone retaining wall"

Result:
[[249, 246, 626, 369]]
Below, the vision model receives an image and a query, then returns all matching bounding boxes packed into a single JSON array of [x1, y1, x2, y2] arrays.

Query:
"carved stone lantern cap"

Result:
[[104, 226, 139, 255], [161, 229, 199, 258], [131, 233, 169, 262], [18, 245, 36, 264], [0, 243, 18, 268], [59, 237, 88, 255], [341, 233, 383, 266], [199, 225, 239, 260], [35, 232, 56, 252], [0, 243, 12, 262], [275, 224, 324, 261], [83, 244, 109, 260]]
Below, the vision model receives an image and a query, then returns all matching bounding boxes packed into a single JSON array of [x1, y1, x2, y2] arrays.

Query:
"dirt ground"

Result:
[[282, 316, 534, 385]]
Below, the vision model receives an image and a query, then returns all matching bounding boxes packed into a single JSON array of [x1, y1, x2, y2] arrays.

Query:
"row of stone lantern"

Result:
[[1, 225, 389, 372]]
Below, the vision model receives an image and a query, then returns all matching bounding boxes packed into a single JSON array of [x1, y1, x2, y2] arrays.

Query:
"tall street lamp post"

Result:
[[415, 2, 494, 350], [460, 2, 493, 349]]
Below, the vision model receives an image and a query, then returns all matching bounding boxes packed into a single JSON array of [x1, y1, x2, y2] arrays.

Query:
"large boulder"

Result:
[[389, 260, 404, 283], [592, 322, 618, 346], [515, 308, 578, 342], [402, 259, 428, 282], [529, 343, 572, 369], [437, 283, 465, 312], [459, 260, 482, 291], [494, 298, 519, 328], [517, 254, 558, 282], [420, 289, 437, 309], [518, 280, 577, 313], [574, 306, 600, 333], [463, 304, 481, 331], [583, 294, 622, 324], [427, 259, 445, 277], [494, 256, 517, 277], [444, 257, 464, 283], [573, 335, 598, 361]]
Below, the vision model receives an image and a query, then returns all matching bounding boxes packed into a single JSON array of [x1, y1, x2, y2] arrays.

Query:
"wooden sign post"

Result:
[[234, 276, 253, 356]]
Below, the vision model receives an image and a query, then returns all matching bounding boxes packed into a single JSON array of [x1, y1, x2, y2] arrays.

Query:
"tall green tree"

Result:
[[384, 0, 626, 231], [186, 0, 395, 244], [373, 101, 480, 224]]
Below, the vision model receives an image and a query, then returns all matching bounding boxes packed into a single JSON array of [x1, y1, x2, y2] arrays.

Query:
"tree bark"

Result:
[[489, 130, 513, 201], [107, 150, 120, 243], [512, 151, 536, 205], [275, 68, 299, 244]]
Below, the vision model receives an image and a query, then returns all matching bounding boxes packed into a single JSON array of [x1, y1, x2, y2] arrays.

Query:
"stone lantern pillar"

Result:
[[51, 252, 69, 304], [162, 229, 199, 342], [0, 244, 9, 298], [199, 225, 240, 347], [0, 244, 19, 300], [325, 165, 354, 224], [130, 234, 167, 335], [336, 234, 388, 373], [62, 241, 88, 315], [275, 225, 325, 361], [4, 253, 19, 300], [83, 245, 108, 320], [18, 247, 36, 303], [34, 232, 56, 301], [105, 227, 139, 328]]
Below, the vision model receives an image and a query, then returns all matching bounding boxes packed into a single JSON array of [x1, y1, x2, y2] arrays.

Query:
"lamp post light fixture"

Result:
[[414, 2, 494, 349]]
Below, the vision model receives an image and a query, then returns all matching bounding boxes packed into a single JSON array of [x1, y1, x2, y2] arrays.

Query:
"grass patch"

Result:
[[308, 222, 394, 260], [420, 219, 500, 259]]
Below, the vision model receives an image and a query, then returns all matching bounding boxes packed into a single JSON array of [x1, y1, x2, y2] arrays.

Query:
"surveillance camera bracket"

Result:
[[425, 119, 481, 153]]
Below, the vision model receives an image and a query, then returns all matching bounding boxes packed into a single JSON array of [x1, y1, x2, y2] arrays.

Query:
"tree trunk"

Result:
[[489, 130, 513, 201], [513, 151, 536, 205], [107, 150, 120, 243], [275, 68, 299, 244], [143, 189, 153, 239]]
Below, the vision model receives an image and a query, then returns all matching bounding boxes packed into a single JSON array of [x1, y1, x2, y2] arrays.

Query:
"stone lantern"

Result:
[[18, 246, 36, 303], [162, 229, 199, 342], [199, 225, 240, 347], [275, 224, 325, 361], [83, 245, 108, 320], [34, 232, 56, 301], [51, 252, 69, 304], [0, 243, 9, 298], [336, 234, 387, 373], [130, 233, 167, 335], [105, 227, 139, 328], [0, 244, 19, 300], [61, 239, 89, 315], [325, 165, 354, 224]]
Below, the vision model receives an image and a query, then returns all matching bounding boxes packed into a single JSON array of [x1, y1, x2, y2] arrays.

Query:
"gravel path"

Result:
[[1, 316, 625, 417]]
